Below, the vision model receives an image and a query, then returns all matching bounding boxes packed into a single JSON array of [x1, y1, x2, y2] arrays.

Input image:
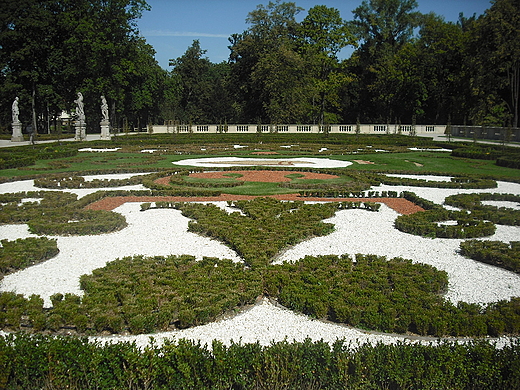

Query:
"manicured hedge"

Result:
[[34, 174, 146, 189], [2, 252, 520, 337], [0, 191, 127, 235], [396, 191, 501, 238], [497, 155, 520, 169], [460, 240, 520, 273], [1, 334, 519, 389], [444, 193, 520, 225], [0, 145, 78, 169], [395, 208, 496, 238], [451, 145, 520, 170], [379, 174, 497, 189], [0, 237, 59, 279], [174, 198, 340, 268]]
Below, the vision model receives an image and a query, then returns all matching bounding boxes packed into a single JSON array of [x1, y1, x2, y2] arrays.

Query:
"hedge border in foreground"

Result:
[[1, 334, 519, 390]]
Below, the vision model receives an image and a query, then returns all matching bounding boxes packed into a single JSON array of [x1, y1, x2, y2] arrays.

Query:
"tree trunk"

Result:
[[509, 62, 519, 128], [32, 84, 38, 134]]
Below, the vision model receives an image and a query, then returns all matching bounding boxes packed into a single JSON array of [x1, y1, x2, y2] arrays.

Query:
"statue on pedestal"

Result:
[[100, 95, 111, 139], [75, 92, 85, 121], [11, 97, 23, 142], [101, 95, 109, 121], [74, 92, 86, 141], [12, 97, 20, 124]]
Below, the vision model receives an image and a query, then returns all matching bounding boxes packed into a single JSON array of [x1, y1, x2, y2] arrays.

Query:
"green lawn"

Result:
[[1, 134, 519, 179]]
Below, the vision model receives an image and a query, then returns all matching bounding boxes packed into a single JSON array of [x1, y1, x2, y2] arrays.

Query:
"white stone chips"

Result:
[[0, 168, 519, 348]]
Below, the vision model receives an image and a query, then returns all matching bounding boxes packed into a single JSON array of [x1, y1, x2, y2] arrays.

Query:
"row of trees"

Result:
[[170, 0, 519, 127], [0, 0, 166, 133], [1, 0, 519, 134]]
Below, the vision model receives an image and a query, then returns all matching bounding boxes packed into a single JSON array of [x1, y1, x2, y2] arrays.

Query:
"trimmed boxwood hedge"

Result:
[[460, 240, 520, 273], [1, 252, 519, 337], [0, 237, 59, 279], [444, 192, 520, 225], [174, 198, 340, 268], [395, 208, 496, 238], [0, 191, 127, 235], [1, 334, 519, 390]]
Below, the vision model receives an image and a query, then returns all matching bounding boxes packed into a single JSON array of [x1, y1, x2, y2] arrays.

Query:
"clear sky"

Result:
[[137, 0, 492, 70]]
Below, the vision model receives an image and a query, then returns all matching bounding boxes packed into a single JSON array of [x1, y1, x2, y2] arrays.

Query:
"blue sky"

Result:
[[137, 0, 492, 69]]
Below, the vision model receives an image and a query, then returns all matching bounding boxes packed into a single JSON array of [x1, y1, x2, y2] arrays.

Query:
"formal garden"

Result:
[[1, 133, 520, 388]]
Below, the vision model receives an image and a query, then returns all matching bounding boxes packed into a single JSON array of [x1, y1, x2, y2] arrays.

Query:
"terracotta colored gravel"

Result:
[[86, 170, 424, 215], [86, 195, 423, 215], [188, 170, 340, 182]]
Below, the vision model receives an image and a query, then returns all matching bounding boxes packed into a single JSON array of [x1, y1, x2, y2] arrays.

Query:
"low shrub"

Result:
[[395, 208, 496, 238], [460, 240, 520, 273], [0, 237, 59, 279], [0, 190, 128, 235], [444, 193, 520, 225], [174, 198, 340, 268], [1, 333, 519, 389]]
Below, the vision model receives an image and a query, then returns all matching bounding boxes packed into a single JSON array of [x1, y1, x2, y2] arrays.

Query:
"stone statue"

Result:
[[75, 92, 85, 120], [12, 97, 20, 123], [101, 95, 109, 121]]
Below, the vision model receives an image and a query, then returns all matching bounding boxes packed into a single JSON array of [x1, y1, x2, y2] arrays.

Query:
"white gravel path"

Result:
[[1, 172, 519, 348], [172, 156, 353, 168], [275, 205, 520, 305], [0, 204, 240, 306]]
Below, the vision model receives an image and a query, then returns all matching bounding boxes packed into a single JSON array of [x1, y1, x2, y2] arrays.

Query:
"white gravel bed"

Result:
[[91, 297, 433, 349], [1, 172, 520, 348], [81, 173, 150, 181], [0, 203, 240, 306], [370, 181, 520, 205], [78, 147, 121, 152], [275, 205, 520, 305], [385, 174, 454, 182], [172, 157, 353, 168], [482, 200, 520, 210]]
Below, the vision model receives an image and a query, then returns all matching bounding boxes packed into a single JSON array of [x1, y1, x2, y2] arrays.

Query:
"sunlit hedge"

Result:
[[0, 191, 127, 235], [395, 191, 497, 238], [445, 193, 520, 225], [0, 237, 58, 279], [1, 334, 519, 389], [460, 240, 520, 273]]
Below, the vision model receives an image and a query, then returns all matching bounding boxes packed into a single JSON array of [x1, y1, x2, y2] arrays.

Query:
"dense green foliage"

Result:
[[0, 237, 58, 279], [460, 240, 520, 274], [395, 208, 496, 238], [0, 0, 163, 133], [2, 0, 519, 133], [452, 145, 520, 170], [0, 191, 127, 235], [396, 192, 497, 238], [175, 198, 340, 268], [1, 334, 519, 389], [0, 145, 78, 170], [266, 254, 448, 332], [78, 255, 262, 332], [444, 193, 520, 225], [2, 252, 520, 337]]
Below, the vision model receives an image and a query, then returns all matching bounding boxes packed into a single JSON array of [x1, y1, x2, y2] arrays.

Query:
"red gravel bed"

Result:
[[88, 170, 424, 214], [188, 170, 340, 182], [86, 195, 423, 215]]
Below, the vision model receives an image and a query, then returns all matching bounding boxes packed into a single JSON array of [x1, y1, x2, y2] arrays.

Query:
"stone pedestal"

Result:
[[74, 119, 86, 141], [100, 119, 111, 139], [11, 121, 24, 142]]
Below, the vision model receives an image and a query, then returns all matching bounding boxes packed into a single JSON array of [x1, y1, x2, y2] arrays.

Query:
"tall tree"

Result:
[[299, 5, 356, 124], [473, 0, 520, 127], [169, 40, 233, 124], [229, 1, 303, 123], [0, 0, 154, 132], [347, 0, 422, 122]]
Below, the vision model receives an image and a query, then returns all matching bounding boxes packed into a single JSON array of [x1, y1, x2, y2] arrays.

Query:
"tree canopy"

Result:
[[1, 0, 519, 132]]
